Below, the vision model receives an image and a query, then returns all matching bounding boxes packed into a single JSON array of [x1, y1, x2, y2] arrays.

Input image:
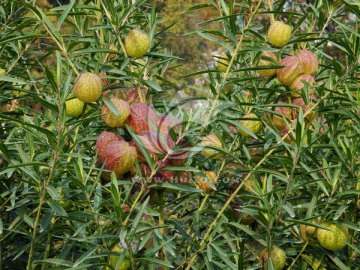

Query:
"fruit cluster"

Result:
[[95, 97, 186, 183], [252, 20, 321, 143]]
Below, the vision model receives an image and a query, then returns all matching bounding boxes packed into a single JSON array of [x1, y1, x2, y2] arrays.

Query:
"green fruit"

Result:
[[256, 51, 278, 76], [72, 72, 103, 102], [260, 246, 286, 270], [238, 113, 262, 137], [108, 44, 118, 60], [0, 68, 6, 76], [65, 97, 85, 117], [124, 29, 150, 58], [101, 98, 130, 127], [12, 84, 30, 97], [200, 133, 223, 159], [217, 53, 230, 72], [107, 246, 131, 270], [316, 222, 349, 251], [267, 21, 292, 47]]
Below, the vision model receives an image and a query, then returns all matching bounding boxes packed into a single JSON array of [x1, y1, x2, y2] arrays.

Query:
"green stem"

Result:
[[40, 221, 54, 270], [287, 241, 308, 269], [26, 188, 47, 269]]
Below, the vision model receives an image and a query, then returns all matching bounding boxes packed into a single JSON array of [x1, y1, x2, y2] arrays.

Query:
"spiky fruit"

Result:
[[196, 171, 217, 191], [277, 56, 304, 86], [108, 44, 118, 60], [217, 53, 230, 72], [256, 51, 278, 76], [124, 29, 150, 58], [296, 49, 318, 75], [260, 246, 286, 270], [200, 133, 223, 159], [102, 141, 137, 179], [101, 98, 131, 127], [267, 21, 292, 47], [238, 113, 262, 137], [65, 96, 84, 117], [107, 246, 131, 270], [96, 131, 123, 163], [126, 103, 158, 134], [316, 222, 349, 251], [270, 102, 293, 130], [290, 74, 315, 98], [72, 72, 103, 102]]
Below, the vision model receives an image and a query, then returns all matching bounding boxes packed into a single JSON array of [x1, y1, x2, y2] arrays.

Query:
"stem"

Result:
[[287, 241, 308, 269], [40, 221, 54, 270], [266, 0, 275, 23], [100, 0, 128, 58], [158, 191, 168, 270], [26, 158, 56, 270]]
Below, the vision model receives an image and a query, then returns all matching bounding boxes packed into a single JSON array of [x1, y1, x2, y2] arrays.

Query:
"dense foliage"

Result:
[[0, 0, 359, 269]]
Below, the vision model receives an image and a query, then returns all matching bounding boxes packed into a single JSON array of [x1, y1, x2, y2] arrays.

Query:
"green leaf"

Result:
[[47, 200, 68, 217]]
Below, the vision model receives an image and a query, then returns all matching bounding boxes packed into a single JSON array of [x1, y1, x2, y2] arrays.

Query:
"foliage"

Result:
[[0, 0, 359, 270]]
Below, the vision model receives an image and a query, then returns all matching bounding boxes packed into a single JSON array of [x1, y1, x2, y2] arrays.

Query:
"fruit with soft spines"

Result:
[[101, 98, 131, 127], [124, 29, 150, 58], [267, 21, 292, 47], [256, 51, 278, 76], [72, 72, 103, 102]]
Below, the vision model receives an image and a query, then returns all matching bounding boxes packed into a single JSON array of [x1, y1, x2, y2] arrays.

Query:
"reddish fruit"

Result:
[[296, 49, 318, 75], [277, 56, 304, 86], [272, 102, 293, 130], [137, 130, 164, 155], [292, 96, 317, 121], [124, 87, 148, 104], [102, 141, 137, 178], [96, 131, 123, 163], [267, 21, 292, 47], [256, 51, 278, 76], [157, 114, 182, 136], [129, 140, 147, 163], [290, 74, 315, 98], [279, 120, 297, 144], [101, 98, 131, 127], [126, 103, 158, 134]]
